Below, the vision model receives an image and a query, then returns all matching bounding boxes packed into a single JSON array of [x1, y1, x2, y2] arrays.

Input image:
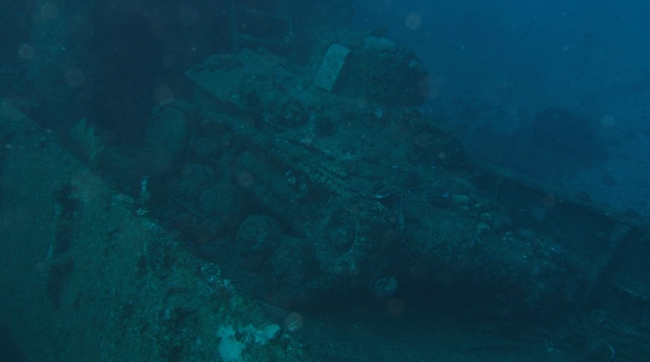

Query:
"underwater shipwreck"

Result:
[[0, 1, 649, 361]]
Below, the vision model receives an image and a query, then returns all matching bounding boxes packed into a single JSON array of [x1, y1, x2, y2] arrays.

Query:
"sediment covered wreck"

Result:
[[0, 1, 648, 361]]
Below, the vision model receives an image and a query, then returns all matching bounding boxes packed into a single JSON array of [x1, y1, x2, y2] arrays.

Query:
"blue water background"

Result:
[[354, 0, 650, 219]]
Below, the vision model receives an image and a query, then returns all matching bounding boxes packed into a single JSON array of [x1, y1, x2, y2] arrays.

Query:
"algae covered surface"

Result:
[[0, 1, 649, 361]]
